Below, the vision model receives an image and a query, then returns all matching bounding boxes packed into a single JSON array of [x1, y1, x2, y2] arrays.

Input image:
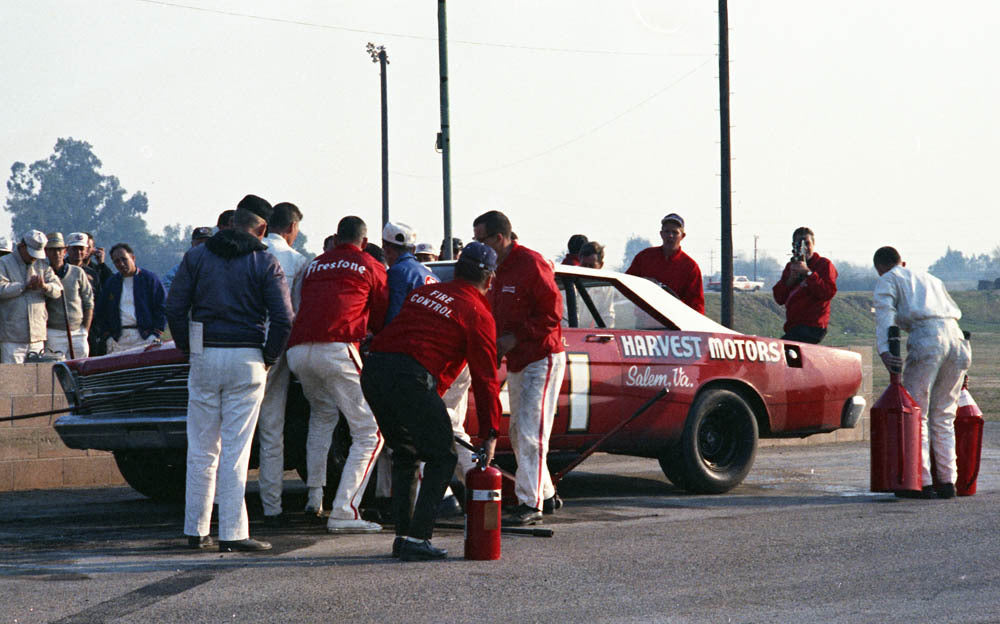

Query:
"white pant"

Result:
[[257, 353, 292, 516], [0, 341, 44, 364], [443, 365, 476, 482], [45, 328, 89, 360], [107, 328, 156, 353], [184, 347, 266, 541], [287, 342, 383, 521], [508, 352, 567, 509], [902, 319, 972, 487]]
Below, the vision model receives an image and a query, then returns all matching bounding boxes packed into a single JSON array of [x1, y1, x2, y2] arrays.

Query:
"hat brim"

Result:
[[26, 246, 46, 259]]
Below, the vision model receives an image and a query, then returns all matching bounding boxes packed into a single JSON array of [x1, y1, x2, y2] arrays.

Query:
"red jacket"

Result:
[[772, 253, 838, 331], [561, 254, 581, 266], [371, 280, 502, 435], [286, 243, 388, 347], [626, 246, 705, 314], [490, 242, 564, 372]]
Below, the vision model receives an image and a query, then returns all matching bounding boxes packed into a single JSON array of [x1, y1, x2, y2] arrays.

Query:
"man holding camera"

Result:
[[772, 226, 838, 344]]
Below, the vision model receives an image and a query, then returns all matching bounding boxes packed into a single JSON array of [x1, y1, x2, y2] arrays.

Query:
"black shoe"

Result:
[[935, 483, 956, 499], [219, 538, 272, 552], [504, 504, 543, 526], [399, 539, 448, 562], [392, 536, 405, 558], [187, 535, 213, 549], [261, 512, 289, 528], [542, 494, 563, 515], [894, 486, 936, 499]]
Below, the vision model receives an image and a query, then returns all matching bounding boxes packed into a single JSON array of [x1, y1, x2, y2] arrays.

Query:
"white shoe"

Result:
[[326, 518, 382, 534], [304, 487, 323, 515]]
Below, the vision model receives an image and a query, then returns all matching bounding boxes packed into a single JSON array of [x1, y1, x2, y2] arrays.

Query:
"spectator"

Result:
[[772, 226, 838, 344], [216, 210, 236, 231], [324, 234, 337, 253], [162, 227, 213, 293], [382, 222, 438, 324], [415, 242, 438, 263], [83, 232, 113, 356], [94, 243, 166, 353], [440, 236, 463, 260], [364, 242, 386, 266], [576, 241, 615, 328], [626, 213, 704, 314], [167, 194, 292, 552], [286, 216, 387, 533], [0, 236, 11, 258], [257, 202, 309, 525], [0, 230, 63, 363], [473, 210, 565, 526], [562, 234, 588, 266], [43, 233, 93, 359]]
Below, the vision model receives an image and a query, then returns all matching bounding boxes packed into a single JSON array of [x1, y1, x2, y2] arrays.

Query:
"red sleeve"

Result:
[[805, 258, 837, 302], [468, 305, 502, 435], [772, 264, 793, 305], [683, 260, 704, 314], [513, 259, 562, 345], [625, 251, 643, 276], [368, 266, 389, 333]]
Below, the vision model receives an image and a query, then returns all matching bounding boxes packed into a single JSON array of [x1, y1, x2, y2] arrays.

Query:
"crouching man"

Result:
[[361, 242, 502, 561]]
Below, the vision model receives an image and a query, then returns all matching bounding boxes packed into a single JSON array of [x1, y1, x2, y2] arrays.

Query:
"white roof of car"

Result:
[[554, 264, 740, 335]]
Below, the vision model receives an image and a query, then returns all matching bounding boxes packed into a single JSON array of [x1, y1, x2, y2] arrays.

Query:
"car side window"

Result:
[[560, 276, 663, 330]]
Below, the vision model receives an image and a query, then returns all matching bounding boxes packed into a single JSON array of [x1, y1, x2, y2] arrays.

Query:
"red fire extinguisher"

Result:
[[955, 375, 985, 496], [871, 326, 923, 493], [465, 457, 502, 560]]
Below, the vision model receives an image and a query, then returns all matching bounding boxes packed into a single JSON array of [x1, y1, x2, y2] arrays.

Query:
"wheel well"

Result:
[[693, 379, 771, 436]]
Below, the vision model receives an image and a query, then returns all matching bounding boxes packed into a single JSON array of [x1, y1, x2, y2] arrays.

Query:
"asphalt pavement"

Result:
[[2, 425, 999, 624]]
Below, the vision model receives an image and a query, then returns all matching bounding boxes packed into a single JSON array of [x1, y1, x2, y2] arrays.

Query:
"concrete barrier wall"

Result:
[[1, 347, 873, 492], [0, 363, 124, 492]]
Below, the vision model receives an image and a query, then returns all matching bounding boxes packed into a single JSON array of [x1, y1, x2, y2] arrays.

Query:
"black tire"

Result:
[[113, 449, 187, 502], [674, 389, 758, 494], [657, 445, 691, 491]]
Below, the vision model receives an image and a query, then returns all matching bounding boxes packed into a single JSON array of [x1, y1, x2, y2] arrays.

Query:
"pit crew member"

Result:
[[625, 213, 704, 314], [772, 226, 838, 344]]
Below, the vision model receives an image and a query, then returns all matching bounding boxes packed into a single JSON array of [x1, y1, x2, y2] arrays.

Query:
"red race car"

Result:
[[53, 263, 865, 500]]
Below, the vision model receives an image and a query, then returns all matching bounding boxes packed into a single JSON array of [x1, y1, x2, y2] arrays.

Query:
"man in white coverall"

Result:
[[166, 195, 293, 551], [257, 202, 309, 525], [873, 246, 972, 500]]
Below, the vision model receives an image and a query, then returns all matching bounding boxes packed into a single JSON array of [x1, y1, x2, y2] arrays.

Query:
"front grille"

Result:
[[70, 363, 189, 417]]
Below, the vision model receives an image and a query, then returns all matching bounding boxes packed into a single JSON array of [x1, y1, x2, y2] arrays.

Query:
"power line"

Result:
[[133, 0, 712, 58]]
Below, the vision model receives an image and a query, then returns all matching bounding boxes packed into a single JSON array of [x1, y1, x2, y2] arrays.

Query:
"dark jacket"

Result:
[[165, 230, 293, 365], [95, 268, 166, 341]]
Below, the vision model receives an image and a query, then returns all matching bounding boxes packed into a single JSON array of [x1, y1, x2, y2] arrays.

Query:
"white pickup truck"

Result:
[[707, 275, 765, 292]]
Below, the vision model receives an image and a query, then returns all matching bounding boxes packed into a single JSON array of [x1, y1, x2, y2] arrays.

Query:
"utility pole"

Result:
[[753, 234, 759, 281], [718, 0, 734, 327], [437, 1, 454, 259], [366, 42, 390, 233]]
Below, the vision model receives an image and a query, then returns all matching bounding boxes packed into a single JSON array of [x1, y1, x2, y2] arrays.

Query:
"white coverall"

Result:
[[508, 351, 567, 510], [185, 347, 267, 542], [874, 265, 972, 487], [286, 342, 383, 522], [256, 233, 307, 517]]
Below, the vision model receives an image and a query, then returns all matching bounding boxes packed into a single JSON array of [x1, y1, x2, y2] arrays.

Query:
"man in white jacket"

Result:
[[258, 202, 309, 525], [873, 246, 972, 499], [0, 230, 63, 363]]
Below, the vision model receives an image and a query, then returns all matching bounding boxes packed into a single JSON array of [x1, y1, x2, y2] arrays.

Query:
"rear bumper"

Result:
[[54, 414, 187, 451]]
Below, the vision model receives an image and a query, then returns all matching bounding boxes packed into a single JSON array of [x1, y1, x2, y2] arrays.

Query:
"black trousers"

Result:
[[361, 352, 457, 540], [782, 325, 826, 344]]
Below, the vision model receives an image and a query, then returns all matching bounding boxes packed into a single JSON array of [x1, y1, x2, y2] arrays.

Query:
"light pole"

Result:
[[437, 0, 453, 259], [718, 0, 734, 327], [367, 42, 390, 233]]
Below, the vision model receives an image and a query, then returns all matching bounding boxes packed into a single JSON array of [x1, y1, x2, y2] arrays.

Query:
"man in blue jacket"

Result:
[[166, 194, 293, 552], [382, 222, 438, 324], [94, 243, 166, 353]]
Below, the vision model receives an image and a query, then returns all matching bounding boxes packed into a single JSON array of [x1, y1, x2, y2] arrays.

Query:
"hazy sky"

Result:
[[2, 1, 997, 275]]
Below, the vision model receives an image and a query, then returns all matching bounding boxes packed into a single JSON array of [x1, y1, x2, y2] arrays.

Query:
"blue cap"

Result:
[[458, 241, 497, 272]]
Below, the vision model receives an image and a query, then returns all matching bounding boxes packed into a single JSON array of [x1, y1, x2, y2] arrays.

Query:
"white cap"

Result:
[[0, 236, 11, 253], [382, 222, 417, 247], [21, 230, 47, 259], [415, 242, 436, 256], [67, 232, 89, 248]]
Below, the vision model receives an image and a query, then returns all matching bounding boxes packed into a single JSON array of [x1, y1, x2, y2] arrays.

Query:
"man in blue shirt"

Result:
[[382, 222, 438, 323]]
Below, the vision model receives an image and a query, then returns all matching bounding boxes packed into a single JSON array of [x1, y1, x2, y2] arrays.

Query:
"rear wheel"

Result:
[[663, 389, 758, 494], [113, 449, 187, 502]]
